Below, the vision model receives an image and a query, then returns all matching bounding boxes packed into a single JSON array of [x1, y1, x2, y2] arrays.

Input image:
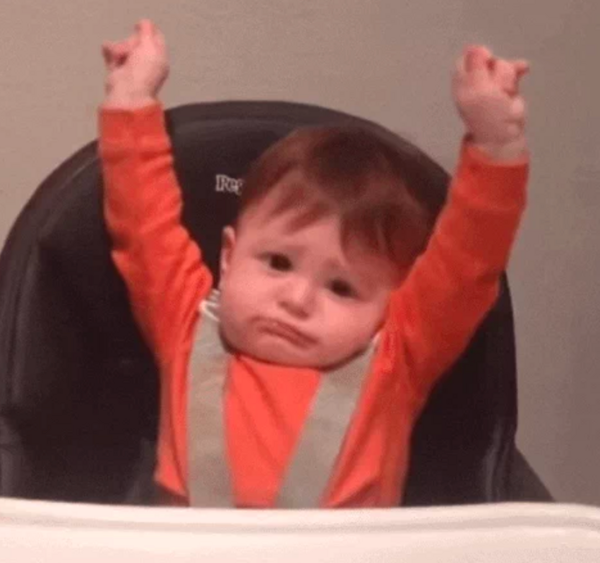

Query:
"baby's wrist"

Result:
[[469, 135, 528, 162], [102, 89, 158, 111]]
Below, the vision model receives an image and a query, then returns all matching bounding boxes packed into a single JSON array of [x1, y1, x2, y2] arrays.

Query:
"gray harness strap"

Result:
[[276, 348, 371, 508], [187, 307, 232, 507], [188, 292, 373, 508]]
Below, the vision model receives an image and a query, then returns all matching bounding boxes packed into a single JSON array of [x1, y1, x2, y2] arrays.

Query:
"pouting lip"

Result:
[[254, 317, 317, 348]]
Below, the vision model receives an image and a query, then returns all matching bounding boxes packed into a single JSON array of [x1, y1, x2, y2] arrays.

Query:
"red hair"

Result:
[[239, 126, 437, 270]]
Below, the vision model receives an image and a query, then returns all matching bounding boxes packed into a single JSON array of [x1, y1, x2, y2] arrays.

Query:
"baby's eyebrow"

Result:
[[255, 240, 304, 253]]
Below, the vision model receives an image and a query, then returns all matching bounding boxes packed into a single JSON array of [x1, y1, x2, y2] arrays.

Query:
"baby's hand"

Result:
[[102, 19, 169, 110], [453, 46, 529, 160]]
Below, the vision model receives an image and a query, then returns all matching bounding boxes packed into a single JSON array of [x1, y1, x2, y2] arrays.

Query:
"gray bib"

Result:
[[187, 291, 374, 508]]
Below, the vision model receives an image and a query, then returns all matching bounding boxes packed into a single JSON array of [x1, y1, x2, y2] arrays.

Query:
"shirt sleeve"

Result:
[[385, 140, 529, 401], [98, 103, 213, 369]]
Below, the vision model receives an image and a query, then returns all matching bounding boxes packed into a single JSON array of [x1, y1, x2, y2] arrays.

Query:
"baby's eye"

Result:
[[329, 279, 356, 299], [267, 253, 292, 272]]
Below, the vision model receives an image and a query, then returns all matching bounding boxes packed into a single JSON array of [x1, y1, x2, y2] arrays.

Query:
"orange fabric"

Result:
[[99, 103, 528, 508]]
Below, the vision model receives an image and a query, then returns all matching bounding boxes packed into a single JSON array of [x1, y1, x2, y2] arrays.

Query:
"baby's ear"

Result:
[[220, 226, 236, 281]]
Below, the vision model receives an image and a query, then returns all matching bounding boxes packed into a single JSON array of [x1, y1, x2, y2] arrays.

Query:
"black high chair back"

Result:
[[0, 101, 550, 505]]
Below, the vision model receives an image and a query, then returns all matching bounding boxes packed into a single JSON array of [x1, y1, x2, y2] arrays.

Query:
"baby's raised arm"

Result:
[[387, 46, 530, 399], [99, 20, 212, 366]]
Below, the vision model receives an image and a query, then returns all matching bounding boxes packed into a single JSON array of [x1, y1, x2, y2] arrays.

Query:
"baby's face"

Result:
[[218, 191, 399, 369]]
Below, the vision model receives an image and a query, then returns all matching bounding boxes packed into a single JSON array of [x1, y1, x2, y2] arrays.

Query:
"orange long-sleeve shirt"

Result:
[[99, 104, 528, 508]]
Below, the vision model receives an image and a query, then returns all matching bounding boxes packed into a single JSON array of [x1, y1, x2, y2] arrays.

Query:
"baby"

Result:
[[100, 19, 529, 508]]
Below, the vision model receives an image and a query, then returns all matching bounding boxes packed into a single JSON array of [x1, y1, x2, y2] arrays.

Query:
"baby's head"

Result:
[[218, 126, 434, 369]]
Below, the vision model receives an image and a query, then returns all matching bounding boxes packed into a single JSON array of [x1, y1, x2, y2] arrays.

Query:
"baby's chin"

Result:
[[231, 335, 363, 371], [219, 318, 368, 370], [236, 338, 324, 368]]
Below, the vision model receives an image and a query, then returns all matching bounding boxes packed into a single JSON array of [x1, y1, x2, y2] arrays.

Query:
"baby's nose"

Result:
[[280, 279, 316, 318]]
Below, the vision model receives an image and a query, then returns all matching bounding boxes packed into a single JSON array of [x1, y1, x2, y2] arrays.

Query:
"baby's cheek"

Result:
[[326, 305, 363, 342], [348, 304, 383, 343], [221, 270, 253, 316]]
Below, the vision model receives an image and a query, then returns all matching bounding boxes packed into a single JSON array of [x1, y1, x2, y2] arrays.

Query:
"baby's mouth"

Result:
[[256, 318, 317, 348]]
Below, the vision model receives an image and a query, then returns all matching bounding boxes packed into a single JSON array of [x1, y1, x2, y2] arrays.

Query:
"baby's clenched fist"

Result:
[[453, 46, 529, 160], [102, 19, 169, 110]]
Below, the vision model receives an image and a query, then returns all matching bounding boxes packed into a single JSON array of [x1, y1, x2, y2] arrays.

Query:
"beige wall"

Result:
[[1, 1, 599, 505]]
